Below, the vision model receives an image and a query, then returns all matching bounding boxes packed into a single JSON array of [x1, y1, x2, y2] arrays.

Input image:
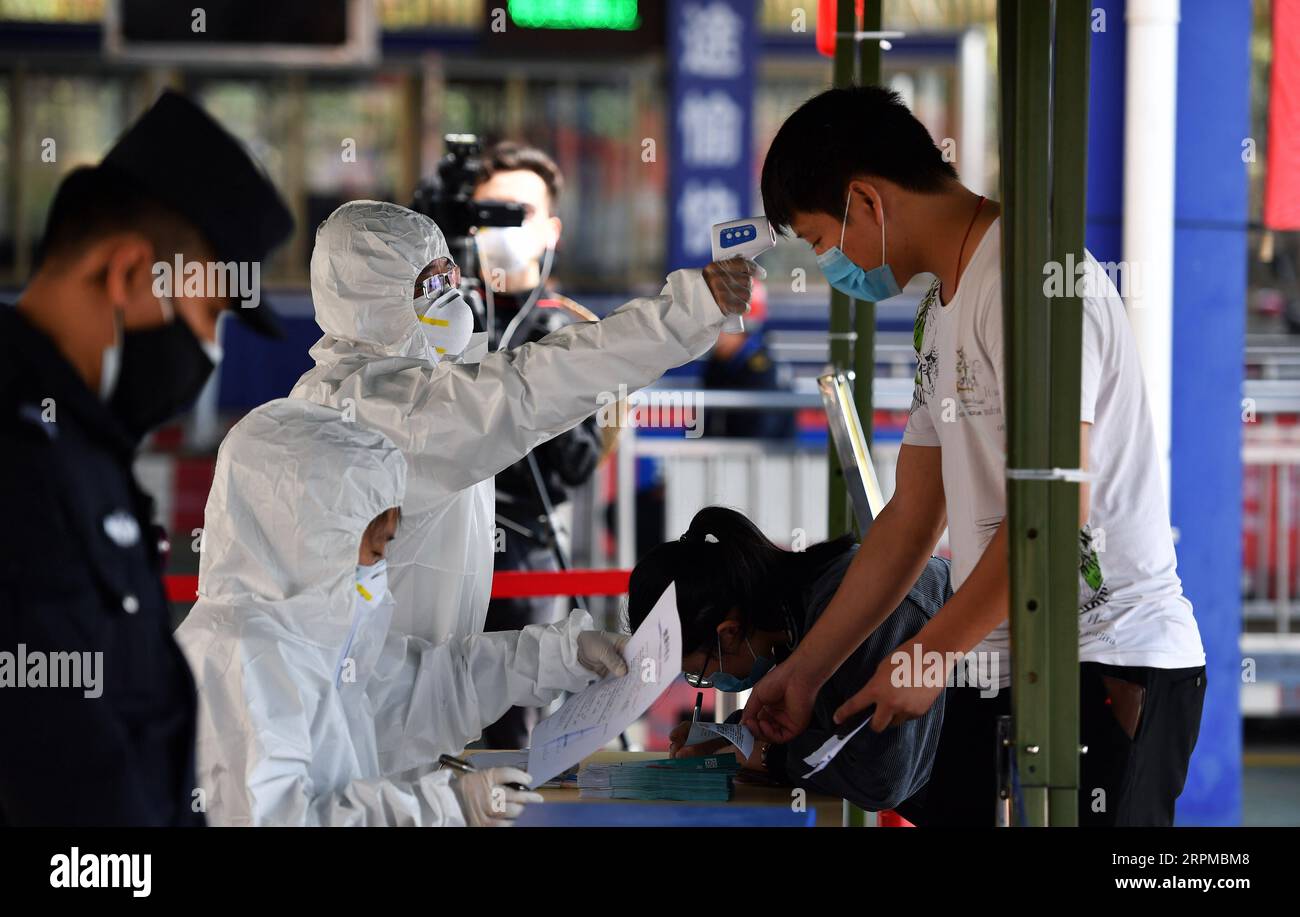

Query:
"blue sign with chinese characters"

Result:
[[666, 0, 758, 272]]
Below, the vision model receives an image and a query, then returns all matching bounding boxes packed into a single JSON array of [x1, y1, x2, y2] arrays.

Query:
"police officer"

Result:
[[0, 91, 292, 825], [471, 142, 606, 749], [701, 283, 797, 439]]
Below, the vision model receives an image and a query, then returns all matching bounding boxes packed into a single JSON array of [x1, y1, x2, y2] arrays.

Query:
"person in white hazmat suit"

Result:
[[176, 400, 623, 826], [289, 200, 758, 646]]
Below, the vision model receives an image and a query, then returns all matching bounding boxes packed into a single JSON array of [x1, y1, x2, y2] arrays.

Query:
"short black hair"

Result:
[[625, 506, 854, 655], [33, 165, 204, 271], [761, 85, 958, 234], [477, 141, 564, 209]]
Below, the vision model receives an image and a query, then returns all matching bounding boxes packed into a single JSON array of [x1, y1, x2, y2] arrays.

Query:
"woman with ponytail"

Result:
[[626, 506, 951, 813]]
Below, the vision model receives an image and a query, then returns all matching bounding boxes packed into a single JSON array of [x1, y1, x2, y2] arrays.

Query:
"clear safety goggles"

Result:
[[417, 256, 462, 301]]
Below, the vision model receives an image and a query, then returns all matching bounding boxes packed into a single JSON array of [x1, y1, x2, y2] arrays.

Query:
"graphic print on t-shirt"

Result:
[[955, 346, 998, 416], [1079, 523, 1112, 624], [910, 280, 940, 410], [911, 279, 999, 421]]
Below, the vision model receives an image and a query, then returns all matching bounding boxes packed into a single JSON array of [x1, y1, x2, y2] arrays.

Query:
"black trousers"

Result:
[[895, 662, 1206, 826]]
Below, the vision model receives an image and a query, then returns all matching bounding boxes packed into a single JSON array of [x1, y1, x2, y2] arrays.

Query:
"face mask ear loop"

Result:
[[880, 200, 888, 267], [745, 637, 758, 663], [495, 243, 555, 352], [839, 190, 852, 250], [100, 308, 125, 402]]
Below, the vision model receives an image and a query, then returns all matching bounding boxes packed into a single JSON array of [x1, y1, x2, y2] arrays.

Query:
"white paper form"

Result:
[[525, 583, 683, 787], [801, 714, 873, 778], [685, 721, 756, 759]]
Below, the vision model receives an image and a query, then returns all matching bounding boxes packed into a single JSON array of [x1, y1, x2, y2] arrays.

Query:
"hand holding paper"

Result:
[[525, 584, 683, 787], [685, 721, 756, 760], [802, 707, 875, 779]]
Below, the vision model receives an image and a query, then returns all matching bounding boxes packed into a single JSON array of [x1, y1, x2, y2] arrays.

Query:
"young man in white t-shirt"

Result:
[[742, 85, 1206, 826]]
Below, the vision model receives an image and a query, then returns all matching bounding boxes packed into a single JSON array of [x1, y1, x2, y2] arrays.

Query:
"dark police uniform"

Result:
[[0, 306, 204, 826], [701, 333, 797, 439]]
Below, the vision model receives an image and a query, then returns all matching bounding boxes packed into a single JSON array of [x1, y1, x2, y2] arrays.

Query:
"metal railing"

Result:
[[608, 378, 1300, 636], [1244, 430, 1300, 632]]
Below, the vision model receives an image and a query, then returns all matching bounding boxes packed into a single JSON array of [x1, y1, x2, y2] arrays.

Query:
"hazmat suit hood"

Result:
[[309, 200, 447, 361], [178, 397, 602, 827], [195, 398, 407, 652], [292, 198, 729, 647]]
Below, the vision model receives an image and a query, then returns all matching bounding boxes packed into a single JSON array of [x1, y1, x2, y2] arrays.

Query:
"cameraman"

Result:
[[471, 142, 604, 749]]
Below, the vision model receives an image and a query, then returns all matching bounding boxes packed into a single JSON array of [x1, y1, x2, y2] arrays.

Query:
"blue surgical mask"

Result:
[[710, 638, 775, 693], [816, 190, 902, 302]]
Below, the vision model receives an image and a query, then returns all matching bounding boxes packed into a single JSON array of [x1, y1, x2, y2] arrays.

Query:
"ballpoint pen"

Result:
[[675, 690, 703, 757], [437, 753, 530, 791]]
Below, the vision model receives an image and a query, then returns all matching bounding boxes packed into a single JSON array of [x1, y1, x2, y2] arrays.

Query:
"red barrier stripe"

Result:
[[490, 569, 631, 598], [165, 569, 632, 603], [167, 575, 199, 601], [878, 810, 915, 828]]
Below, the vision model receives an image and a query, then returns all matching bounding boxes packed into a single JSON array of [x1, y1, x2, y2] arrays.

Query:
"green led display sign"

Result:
[[507, 0, 641, 31]]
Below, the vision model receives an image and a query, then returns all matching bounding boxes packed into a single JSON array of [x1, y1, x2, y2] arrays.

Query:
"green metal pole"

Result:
[[998, 0, 1088, 827], [999, 0, 1054, 828], [830, 0, 882, 829], [853, 2, 882, 456], [1045, 0, 1089, 826], [827, 0, 858, 541]]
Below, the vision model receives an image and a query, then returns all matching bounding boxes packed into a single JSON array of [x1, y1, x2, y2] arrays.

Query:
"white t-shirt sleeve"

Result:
[[1080, 286, 1105, 425], [975, 277, 1004, 409], [902, 396, 940, 446]]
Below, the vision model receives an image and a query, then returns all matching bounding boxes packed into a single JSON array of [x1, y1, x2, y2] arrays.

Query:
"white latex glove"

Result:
[[576, 631, 630, 678], [451, 767, 543, 827], [702, 256, 765, 318]]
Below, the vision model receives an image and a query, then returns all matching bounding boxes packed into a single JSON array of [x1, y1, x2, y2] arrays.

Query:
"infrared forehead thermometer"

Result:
[[711, 216, 776, 333]]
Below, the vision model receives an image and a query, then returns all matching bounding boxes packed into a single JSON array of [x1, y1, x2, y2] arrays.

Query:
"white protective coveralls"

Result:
[[175, 399, 600, 826], [291, 200, 726, 644]]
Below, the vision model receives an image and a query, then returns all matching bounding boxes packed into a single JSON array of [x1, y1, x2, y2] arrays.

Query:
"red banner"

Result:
[[1265, 0, 1300, 229]]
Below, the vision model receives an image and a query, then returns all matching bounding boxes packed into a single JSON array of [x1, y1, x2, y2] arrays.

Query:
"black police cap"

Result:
[[99, 89, 293, 338]]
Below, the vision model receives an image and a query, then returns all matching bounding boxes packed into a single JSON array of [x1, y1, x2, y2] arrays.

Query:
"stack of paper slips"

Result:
[[578, 755, 741, 801]]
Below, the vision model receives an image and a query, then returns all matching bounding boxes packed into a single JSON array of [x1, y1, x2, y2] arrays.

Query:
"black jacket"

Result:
[[701, 335, 797, 439], [765, 550, 952, 811], [492, 289, 603, 533], [0, 305, 204, 826]]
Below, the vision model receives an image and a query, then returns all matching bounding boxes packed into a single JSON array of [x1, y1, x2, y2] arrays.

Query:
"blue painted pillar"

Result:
[[1085, 0, 1125, 266], [1087, 0, 1248, 826], [1168, 0, 1250, 827]]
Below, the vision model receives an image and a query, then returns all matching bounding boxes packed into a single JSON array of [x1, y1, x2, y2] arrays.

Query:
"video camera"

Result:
[[410, 133, 526, 293]]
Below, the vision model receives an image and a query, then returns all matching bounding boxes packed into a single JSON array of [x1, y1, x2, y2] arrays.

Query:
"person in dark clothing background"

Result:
[[700, 282, 797, 439], [0, 91, 292, 825], [626, 507, 951, 813], [471, 142, 606, 748]]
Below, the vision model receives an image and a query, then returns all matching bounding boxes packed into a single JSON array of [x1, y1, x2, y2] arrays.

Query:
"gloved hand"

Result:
[[702, 256, 766, 318], [451, 767, 543, 828], [576, 630, 630, 678]]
